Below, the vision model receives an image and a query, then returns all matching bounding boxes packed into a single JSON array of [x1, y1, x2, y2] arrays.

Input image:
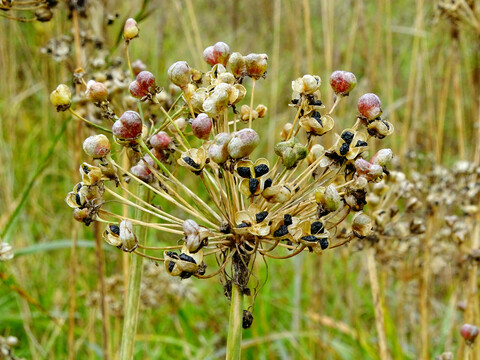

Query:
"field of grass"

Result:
[[0, 1, 479, 359]]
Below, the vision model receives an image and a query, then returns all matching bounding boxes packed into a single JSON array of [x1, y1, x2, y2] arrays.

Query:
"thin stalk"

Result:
[[366, 248, 389, 360], [119, 186, 150, 360], [226, 282, 244, 360]]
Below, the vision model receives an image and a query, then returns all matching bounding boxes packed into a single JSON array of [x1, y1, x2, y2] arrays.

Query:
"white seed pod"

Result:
[[120, 220, 138, 252], [352, 212, 373, 238], [262, 185, 292, 203], [370, 148, 393, 167], [0, 242, 14, 261], [208, 132, 232, 164], [315, 184, 341, 212], [227, 128, 260, 159], [168, 61, 191, 89], [83, 134, 111, 158]]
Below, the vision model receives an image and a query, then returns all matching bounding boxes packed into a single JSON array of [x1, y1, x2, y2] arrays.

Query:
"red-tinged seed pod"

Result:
[[83, 134, 111, 158], [461, 324, 479, 345], [150, 131, 171, 150], [123, 18, 139, 40], [131, 59, 147, 76], [130, 162, 151, 181], [168, 61, 191, 89], [203, 41, 231, 67], [244, 53, 268, 79], [136, 71, 156, 92], [330, 70, 357, 96], [192, 113, 213, 140], [358, 93, 382, 120], [129, 80, 147, 99], [85, 80, 108, 102], [113, 111, 142, 139], [354, 158, 372, 175]]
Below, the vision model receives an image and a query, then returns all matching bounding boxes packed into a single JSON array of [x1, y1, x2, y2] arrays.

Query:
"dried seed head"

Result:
[[192, 113, 213, 140], [227, 128, 260, 159], [83, 134, 111, 158], [330, 71, 357, 96], [352, 212, 373, 238], [357, 93, 382, 120], [120, 220, 138, 252], [168, 61, 191, 89], [461, 324, 479, 345], [150, 131, 171, 150], [123, 18, 139, 40], [203, 41, 231, 66], [50, 84, 72, 111], [245, 53, 268, 79], [229, 52, 246, 78], [85, 80, 108, 102]]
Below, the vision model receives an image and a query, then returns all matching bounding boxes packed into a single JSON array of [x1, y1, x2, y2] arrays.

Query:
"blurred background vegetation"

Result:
[[0, 0, 479, 359]]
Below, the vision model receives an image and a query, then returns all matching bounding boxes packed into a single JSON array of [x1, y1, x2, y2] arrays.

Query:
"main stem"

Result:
[[119, 186, 149, 360], [226, 283, 244, 360]]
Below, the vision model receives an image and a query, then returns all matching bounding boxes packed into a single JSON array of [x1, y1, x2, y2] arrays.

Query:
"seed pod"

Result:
[[103, 224, 122, 247], [292, 74, 321, 94], [131, 59, 147, 76], [315, 184, 341, 213], [357, 93, 382, 120], [35, 5, 53, 22], [80, 163, 103, 185], [307, 144, 325, 165], [352, 212, 373, 238], [50, 84, 72, 111], [244, 53, 268, 79], [192, 113, 213, 140], [280, 123, 293, 140], [227, 129, 260, 159], [112, 111, 143, 140], [164, 246, 203, 278], [461, 324, 479, 345], [203, 41, 231, 67], [330, 71, 357, 96], [168, 61, 191, 89], [255, 104, 267, 118], [123, 18, 139, 40], [83, 134, 111, 158], [203, 86, 230, 116], [85, 80, 108, 102], [73, 207, 91, 224], [168, 117, 187, 134], [229, 52, 246, 78], [208, 132, 232, 164], [262, 185, 292, 203], [367, 120, 394, 139], [120, 220, 137, 252], [150, 131, 171, 150], [370, 148, 393, 167]]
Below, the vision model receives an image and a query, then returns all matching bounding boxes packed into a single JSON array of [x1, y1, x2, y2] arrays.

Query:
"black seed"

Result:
[[284, 214, 293, 227], [180, 271, 192, 279], [355, 140, 368, 147], [166, 251, 179, 259], [255, 211, 268, 223], [318, 237, 329, 250], [220, 222, 231, 234], [242, 310, 254, 329], [82, 165, 90, 174], [249, 177, 259, 194], [310, 99, 323, 106], [167, 261, 175, 272], [339, 142, 349, 156], [76, 183, 82, 192], [341, 131, 354, 144], [179, 253, 196, 264], [237, 167, 251, 178], [274, 225, 289, 237], [75, 193, 84, 206], [109, 224, 120, 235], [254, 164, 269, 178], [301, 235, 317, 242], [264, 178, 273, 189], [291, 98, 299, 104], [183, 156, 200, 169], [375, 116, 382, 121], [311, 221, 324, 234], [244, 242, 254, 251], [236, 222, 250, 228], [382, 120, 390, 130]]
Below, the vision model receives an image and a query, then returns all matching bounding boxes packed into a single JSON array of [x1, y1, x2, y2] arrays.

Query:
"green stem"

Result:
[[226, 283, 244, 360], [119, 186, 150, 360]]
